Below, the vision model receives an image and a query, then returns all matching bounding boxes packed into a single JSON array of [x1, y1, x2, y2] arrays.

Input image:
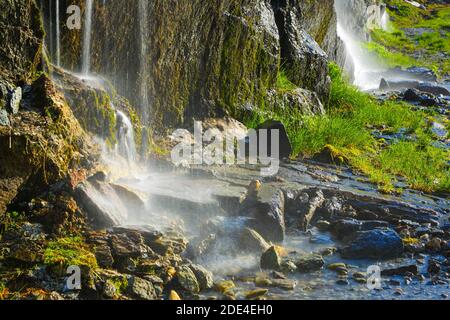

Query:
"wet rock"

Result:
[[295, 253, 324, 273], [126, 276, 157, 300], [242, 184, 285, 243], [176, 265, 200, 293], [239, 227, 271, 253], [245, 288, 268, 299], [189, 264, 214, 291], [110, 232, 147, 260], [381, 264, 419, 276], [331, 219, 362, 239], [417, 83, 450, 96], [255, 120, 292, 159], [295, 189, 325, 231], [280, 260, 297, 274], [261, 246, 282, 271], [113, 225, 163, 244], [403, 88, 422, 102], [270, 278, 296, 291], [215, 280, 235, 294], [111, 184, 146, 213], [94, 244, 114, 269], [341, 228, 404, 260], [75, 181, 128, 229], [331, 219, 389, 240]]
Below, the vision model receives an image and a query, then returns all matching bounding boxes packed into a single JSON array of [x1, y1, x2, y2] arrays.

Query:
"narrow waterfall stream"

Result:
[[138, 0, 150, 125], [55, 0, 61, 67], [82, 0, 93, 75], [335, 0, 387, 90]]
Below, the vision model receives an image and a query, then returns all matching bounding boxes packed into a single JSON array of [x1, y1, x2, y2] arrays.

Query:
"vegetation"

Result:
[[368, 0, 450, 76], [245, 63, 449, 193], [43, 237, 98, 269]]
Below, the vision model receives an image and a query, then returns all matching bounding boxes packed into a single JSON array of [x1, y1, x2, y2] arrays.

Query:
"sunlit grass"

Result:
[[244, 63, 449, 193]]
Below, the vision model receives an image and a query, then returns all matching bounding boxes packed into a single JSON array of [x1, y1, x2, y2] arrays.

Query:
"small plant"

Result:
[[43, 237, 98, 270]]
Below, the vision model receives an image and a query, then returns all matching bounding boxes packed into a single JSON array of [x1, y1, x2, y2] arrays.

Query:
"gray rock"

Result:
[[260, 246, 282, 271], [256, 120, 292, 160], [341, 228, 404, 259], [189, 264, 214, 291], [126, 276, 157, 300], [8, 87, 22, 114], [295, 253, 324, 273], [0, 109, 9, 126], [273, 1, 330, 101], [242, 184, 286, 243], [176, 265, 200, 293], [417, 83, 450, 96], [381, 264, 419, 276], [74, 181, 128, 229], [239, 227, 271, 253]]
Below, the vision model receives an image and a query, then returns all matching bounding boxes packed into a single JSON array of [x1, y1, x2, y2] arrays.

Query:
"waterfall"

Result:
[[82, 0, 94, 75], [116, 109, 137, 164], [56, 0, 61, 67], [335, 0, 386, 90], [381, 11, 390, 31], [138, 0, 150, 125]]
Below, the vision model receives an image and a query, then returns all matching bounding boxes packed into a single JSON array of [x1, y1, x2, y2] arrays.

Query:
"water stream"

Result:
[[82, 0, 94, 75]]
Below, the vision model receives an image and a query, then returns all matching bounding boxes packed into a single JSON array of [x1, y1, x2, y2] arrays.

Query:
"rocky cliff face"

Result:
[[0, 0, 97, 216], [40, 0, 342, 131]]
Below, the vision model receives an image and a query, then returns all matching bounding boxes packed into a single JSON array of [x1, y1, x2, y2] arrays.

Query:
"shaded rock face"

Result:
[[0, 75, 97, 215], [341, 228, 404, 260], [271, 0, 331, 101], [41, 0, 335, 130], [0, 0, 44, 83]]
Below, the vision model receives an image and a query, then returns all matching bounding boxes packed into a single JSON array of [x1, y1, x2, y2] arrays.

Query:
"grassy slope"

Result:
[[368, 0, 450, 76], [245, 64, 449, 194]]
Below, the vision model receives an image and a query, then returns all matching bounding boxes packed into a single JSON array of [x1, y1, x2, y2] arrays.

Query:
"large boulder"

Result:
[[272, 0, 330, 102], [256, 120, 292, 160], [341, 228, 404, 260], [241, 183, 286, 243]]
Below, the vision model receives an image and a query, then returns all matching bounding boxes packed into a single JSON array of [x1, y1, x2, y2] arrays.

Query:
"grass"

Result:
[[368, 1, 450, 75], [244, 63, 449, 193], [276, 69, 297, 92], [43, 237, 98, 269]]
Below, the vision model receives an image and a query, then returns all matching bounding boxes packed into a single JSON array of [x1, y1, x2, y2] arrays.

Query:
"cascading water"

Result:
[[55, 0, 61, 67], [381, 10, 390, 31], [82, 0, 94, 75], [116, 109, 137, 164], [138, 0, 150, 125], [335, 0, 387, 90]]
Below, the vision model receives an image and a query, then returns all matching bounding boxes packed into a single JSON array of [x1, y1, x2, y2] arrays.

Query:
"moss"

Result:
[[43, 237, 98, 270]]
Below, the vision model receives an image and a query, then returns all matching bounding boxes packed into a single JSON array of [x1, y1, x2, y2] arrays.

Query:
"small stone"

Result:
[[295, 254, 324, 273], [215, 280, 235, 294], [245, 288, 268, 299], [126, 276, 157, 300], [281, 260, 297, 274], [327, 263, 347, 271], [319, 247, 337, 256], [389, 279, 401, 286], [176, 265, 200, 293], [261, 246, 281, 270], [189, 264, 214, 290], [271, 271, 286, 280]]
